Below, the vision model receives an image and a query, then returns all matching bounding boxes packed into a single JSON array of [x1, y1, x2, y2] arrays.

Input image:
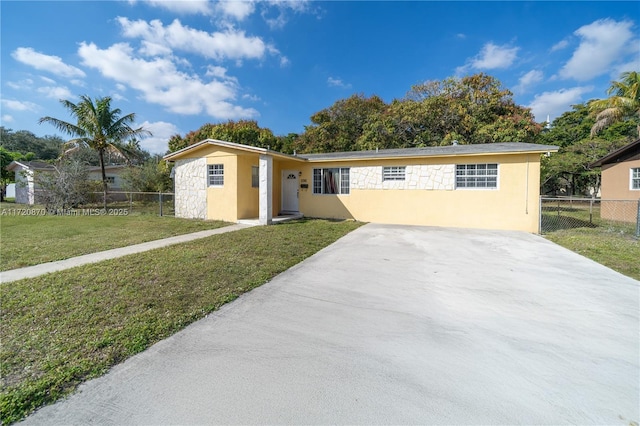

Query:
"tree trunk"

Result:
[[98, 149, 108, 211]]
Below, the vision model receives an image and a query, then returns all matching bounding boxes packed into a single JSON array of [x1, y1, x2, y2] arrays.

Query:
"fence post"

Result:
[[636, 200, 640, 238], [159, 191, 163, 217], [589, 198, 593, 224], [539, 197, 542, 234]]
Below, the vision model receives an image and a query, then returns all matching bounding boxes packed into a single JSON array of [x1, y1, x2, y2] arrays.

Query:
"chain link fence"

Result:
[[86, 192, 175, 216], [540, 197, 640, 237], [32, 190, 175, 216]]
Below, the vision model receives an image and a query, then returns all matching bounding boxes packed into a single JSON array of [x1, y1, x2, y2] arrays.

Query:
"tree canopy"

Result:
[[589, 71, 640, 137], [293, 73, 541, 153], [39, 95, 151, 209], [539, 102, 635, 196]]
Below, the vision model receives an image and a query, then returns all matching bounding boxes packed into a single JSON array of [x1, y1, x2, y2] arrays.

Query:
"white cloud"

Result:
[[1, 99, 39, 112], [12, 47, 86, 78], [261, 0, 312, 29], [205, 65, 238, 84], [137, 120, 180, 154], [550, 39, 569, 52], [117, 17, 278, 62], [327, 77, 351, 89], [78, 42, 257, 120], [136, 0, 212, 15], [456, 42, 519, 75], [242, 93, 260, 102], [111, 93, 127, 101], [70, 79, 85, 87], [527, 86, 593, 122], [613, 56, 640, 78], [2, 115, 14, 124], [215, 1, 256, 20], [559, 19, 635, 81], [514, 70, 544, 93], [471, 43, 519, 69], [456, 33, 466, 39], [116, 83, 127, 92], [37, 85, 73, 99], [39, 76, 56, 84], [6, 78, 34, 90]]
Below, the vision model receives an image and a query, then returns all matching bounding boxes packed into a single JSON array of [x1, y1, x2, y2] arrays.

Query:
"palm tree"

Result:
[[589, 71, 640, 137], [39, 95, 151, 210]]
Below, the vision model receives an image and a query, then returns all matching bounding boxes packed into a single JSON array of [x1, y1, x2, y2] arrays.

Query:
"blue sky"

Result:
[[1, 1, 638, 155]]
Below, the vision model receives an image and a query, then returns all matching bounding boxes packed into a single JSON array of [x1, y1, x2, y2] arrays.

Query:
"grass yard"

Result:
[[541, 200, 639, 281], [0, 219, 363, 424], [546, 228, 640, 281], [0, 213, 228, 271]]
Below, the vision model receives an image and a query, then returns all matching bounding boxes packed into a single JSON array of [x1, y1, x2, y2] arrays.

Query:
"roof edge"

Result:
[[589, 138, 640, 168]]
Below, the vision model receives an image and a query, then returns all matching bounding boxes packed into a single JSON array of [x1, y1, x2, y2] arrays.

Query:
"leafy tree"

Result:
[[121, 156, 173, 192], [39, 95, 151, 210], [0, 127, 63, 160], [0, 147, 16, 201], [402, 73, 541, 145], [297, 94, 387, 153], [167, 120, 280, 153], [298, 74, 540, 153], [542, 137, 627, 196], [589, 71, 640, 138], [539, 103, 632, 195], [33, 158, 100, 212]]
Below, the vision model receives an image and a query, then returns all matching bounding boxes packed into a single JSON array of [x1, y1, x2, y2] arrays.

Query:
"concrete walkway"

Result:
[[21, 224, 639, 425], [0, 223, 253, 283]]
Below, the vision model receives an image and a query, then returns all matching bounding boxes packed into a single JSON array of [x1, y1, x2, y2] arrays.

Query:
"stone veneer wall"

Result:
[[351, 164, 455, 190], [174, 158, 207, 219]]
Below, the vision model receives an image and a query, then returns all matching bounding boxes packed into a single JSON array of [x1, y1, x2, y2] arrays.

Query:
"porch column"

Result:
[[259, 154, 273, 225]]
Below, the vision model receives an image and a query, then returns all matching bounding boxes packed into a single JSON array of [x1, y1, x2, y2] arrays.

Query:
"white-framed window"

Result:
[[383, 166, 406, 181], [313, 168, 350, 194], [456, 164, 498, 189], [208, 164, 224, 186], [631, 168, 640, 190], [251, 166, 259, 188]]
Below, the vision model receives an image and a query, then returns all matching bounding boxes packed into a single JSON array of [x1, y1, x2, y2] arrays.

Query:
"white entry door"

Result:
[[281, 170, 299, 213]]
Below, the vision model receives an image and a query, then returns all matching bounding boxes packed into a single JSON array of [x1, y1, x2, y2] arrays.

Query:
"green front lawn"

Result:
[[0, 219, 363, 424], [0, 213, 228, 271], [546, 228, 640, 281]]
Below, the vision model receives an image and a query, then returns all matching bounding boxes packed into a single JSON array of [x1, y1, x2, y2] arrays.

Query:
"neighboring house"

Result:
[[5, 161, 55, 205], [589, 138, 640, 223], [5, 161, 128, 205], [164, 140, 558, 233]]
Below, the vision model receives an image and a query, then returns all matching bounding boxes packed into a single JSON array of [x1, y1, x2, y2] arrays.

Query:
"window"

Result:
[[313, 168, 350, 194], [208, 164, 224, 186], [632, 168, 640, 190], [383, 166, 405, 181], [456, 164, 498, 189], [105, 176, 115, 184], [251, 166, 259, 188]]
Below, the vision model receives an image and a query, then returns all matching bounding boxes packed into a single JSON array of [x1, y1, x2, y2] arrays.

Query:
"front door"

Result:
[[281, 170, 299, 213]]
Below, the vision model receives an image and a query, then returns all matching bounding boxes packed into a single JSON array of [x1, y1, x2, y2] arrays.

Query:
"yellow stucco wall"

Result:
[[236, 155, 259, 219], [171, 142, 546, 231], [297, 153, 543, 233]]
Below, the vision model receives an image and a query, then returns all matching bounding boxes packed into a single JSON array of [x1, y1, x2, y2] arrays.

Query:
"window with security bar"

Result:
[[632, 168, 640, 190], [208, 164, 224, 186], [455, 164, 498, 189], [383, 166, 406, 181], [313, 168, 350, 194]]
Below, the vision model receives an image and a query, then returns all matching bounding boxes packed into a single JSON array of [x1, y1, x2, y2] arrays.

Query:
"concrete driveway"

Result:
[[22, 224, 639, 425]]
